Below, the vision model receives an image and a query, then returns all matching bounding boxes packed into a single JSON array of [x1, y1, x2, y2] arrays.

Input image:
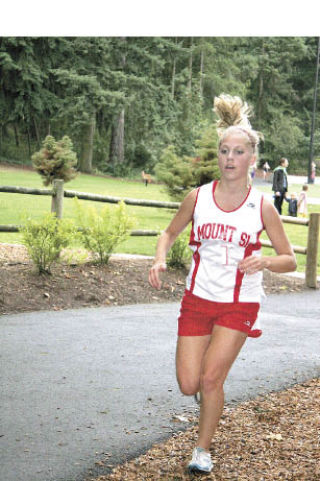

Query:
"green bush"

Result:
[[21, 213, 76, 274], [167, 230, 192, 268], [73, 198, 135, 264], [155, 145, 195, 201], [32, 135, 78, 186], [156, 125, 220, 201]]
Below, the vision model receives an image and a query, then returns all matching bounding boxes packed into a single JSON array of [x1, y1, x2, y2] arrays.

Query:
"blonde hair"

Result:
[[213, 94, 263, 155]]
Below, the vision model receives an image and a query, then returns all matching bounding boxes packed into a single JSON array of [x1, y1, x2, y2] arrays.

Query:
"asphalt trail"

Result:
[[1, 290, 320, 481]]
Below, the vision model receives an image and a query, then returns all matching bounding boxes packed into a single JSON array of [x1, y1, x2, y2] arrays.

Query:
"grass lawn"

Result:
[[0, 168, 174, 255], [260, 203, 320, 275], [0, 166, 319, 274]]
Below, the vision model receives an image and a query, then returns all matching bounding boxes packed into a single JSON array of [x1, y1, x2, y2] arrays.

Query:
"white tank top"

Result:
[[186, 180, 265, 303]]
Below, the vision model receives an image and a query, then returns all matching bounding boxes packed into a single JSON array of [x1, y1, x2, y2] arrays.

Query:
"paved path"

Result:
[[1, 290, 320, 481], [254, 175, 320, 205]]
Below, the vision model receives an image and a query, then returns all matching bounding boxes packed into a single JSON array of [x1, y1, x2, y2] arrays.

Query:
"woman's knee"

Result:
[[200, 368, 226, 394], [177, 376, 199, 396]]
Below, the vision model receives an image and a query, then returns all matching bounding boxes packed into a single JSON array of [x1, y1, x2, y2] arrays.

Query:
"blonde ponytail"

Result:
[[213, 94, 263, 154]]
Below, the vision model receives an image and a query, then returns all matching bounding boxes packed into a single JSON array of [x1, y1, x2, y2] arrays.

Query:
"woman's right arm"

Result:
[[148, 189, 197, 289]]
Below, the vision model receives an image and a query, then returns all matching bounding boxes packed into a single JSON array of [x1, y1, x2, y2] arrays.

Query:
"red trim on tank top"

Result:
[[260, 195, 265, 229], [189, 246, 201, 293], [212, 180, 252, 213], [188, 187, 201, 294], [233, 229, 263, 303], [189, 187, 200, 246]]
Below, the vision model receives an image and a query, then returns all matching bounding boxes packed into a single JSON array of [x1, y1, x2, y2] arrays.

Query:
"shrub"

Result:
[[21, 213, 76, 274], [73, 199, 135, 264], [156, 125, 220, 201], [167, 230, 192, 269], [155, 145, 195, 201], [193, 124, 220, 185], [32, 135, 78, 186]]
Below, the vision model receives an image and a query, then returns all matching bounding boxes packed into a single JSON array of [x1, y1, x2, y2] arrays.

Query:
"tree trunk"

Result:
[[171, 55, 176, 99], [109, 37, 126, 167], [188, 37, 193, 91], [199, 47, 204, 98], [79, 114, 96, 173], [109, 109, 125, 165], [14, 123, 20, 147], [33, 117, 41, 147], [26, 125, 31, 157], [171, 38, 177, 100], [257, 41, 265, 129]]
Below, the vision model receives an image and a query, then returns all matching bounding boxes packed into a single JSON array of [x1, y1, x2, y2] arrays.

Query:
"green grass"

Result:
[[0, 168, 174, 255], [261, 203, 320, 274], [0, 166, 319, 274]]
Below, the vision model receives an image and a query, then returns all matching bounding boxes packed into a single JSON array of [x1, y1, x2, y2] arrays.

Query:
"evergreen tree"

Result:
[[32, 135, 78, 185]]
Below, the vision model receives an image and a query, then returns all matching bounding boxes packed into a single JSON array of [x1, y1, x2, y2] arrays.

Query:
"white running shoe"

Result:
[[194, 391, 201, 405], [187, 447, 213, 474]]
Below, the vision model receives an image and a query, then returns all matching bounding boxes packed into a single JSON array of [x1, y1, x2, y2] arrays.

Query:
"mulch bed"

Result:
[[0, 243, 311, 316], [93, 378, 320, 481]]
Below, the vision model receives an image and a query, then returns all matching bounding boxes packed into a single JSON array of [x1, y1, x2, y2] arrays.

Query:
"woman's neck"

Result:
[[214, 179, 251, 211], [217, 178, 250, 195]]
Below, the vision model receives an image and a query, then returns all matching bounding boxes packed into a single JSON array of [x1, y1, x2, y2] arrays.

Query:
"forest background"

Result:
[[0, 36, 319, 179]]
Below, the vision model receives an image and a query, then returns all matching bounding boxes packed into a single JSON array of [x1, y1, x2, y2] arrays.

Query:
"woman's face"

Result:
[[218, 133, 256, 181]]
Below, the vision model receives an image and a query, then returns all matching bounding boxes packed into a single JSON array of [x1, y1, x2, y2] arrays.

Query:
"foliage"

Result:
[[32, 135, 78, 185], [155, 145, 195, 201], [193, 123, 221, 185], [1, 37, 319, 176], [156, 123, 220, 200], [167, 230, 192, 268], [20, 213, 75, 274], [73, 198, 135, 264]]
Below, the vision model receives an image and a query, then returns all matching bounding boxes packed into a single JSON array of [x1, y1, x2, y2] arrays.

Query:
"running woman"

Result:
[[148, 94, 296, 475]]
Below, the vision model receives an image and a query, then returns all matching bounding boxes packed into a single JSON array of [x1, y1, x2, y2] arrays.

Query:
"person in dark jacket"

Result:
[[272, 158, 289, 214]]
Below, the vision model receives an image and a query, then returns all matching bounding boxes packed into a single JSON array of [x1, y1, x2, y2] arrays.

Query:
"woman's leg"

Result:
[[176, 335, 211, 396], [197, 325, 248, 450]]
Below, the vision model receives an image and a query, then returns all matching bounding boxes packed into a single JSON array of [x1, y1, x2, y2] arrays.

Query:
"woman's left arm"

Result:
[[238, 198, 297, 275]]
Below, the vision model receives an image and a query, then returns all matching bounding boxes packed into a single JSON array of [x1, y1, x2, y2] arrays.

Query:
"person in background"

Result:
[[284, 192, 298, 217], [272, 158, 289, 215], [250, 162, 256, 181], [310, 161, 316, 184], [298, 184, 309, 218], [262, 161, 270, 181]]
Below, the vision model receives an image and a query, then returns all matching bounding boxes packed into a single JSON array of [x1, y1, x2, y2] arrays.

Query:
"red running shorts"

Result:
[[178, 290, 261, 338]]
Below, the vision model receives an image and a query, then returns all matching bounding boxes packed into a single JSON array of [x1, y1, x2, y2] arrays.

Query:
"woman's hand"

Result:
[[238, 255, 270, 275], [148, 262, 167, 290]]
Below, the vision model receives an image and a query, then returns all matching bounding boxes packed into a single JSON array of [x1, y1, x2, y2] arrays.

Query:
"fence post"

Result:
[[51, 179, 64, 219], [305, 212, 320, 288]]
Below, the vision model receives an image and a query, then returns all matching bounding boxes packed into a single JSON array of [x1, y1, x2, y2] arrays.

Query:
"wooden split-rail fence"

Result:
[[0, 179, 319, 288]]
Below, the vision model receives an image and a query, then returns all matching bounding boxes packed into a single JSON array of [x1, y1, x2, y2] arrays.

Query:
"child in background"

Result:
[[284, 192, 298, 217], [298, 184, 308, 218]]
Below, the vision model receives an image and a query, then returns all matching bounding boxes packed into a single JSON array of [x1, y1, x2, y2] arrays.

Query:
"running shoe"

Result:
[[194, 391, 201, 405], [187, 447, 213, 474]]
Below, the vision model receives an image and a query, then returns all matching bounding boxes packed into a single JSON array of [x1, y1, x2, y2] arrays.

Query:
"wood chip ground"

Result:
[[91, 379, 320, 481]]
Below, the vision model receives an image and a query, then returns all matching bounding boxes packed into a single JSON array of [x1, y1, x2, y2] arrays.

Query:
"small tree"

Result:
[[32, 135, 78, 186], [155, 146, 194, 201], [193, 124, 220, 186], [156, 125, 220, 201]]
